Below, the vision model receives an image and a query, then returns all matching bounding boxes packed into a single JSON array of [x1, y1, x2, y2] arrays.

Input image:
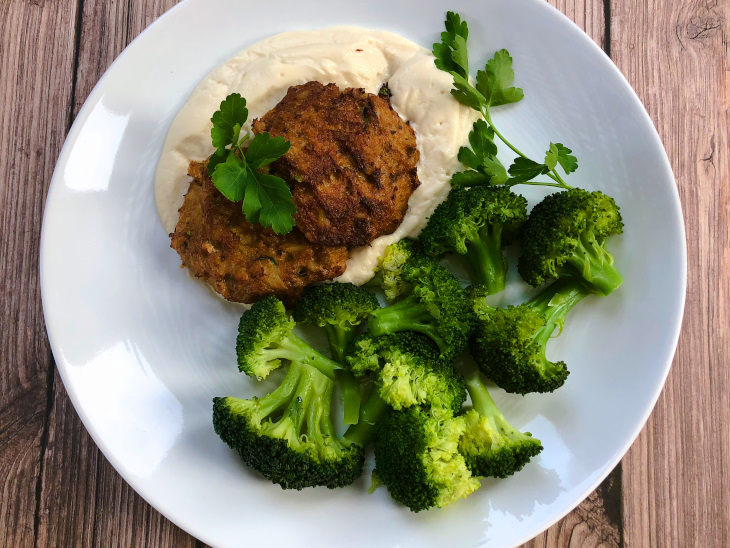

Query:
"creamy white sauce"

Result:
[[155, 27, 479, 286]]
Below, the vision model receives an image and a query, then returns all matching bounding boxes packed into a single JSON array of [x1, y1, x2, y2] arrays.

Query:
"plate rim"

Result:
[[39, 0, 687, 546]]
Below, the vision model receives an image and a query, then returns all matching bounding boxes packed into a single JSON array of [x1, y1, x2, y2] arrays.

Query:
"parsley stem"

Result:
[[513, 180, 565, 188], [549, 168, 573, 189], [482, 109, 526, 159], [483, 108, 572, 190]]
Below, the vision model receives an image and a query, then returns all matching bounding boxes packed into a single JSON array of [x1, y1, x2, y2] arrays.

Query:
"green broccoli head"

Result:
[[469, 278, 589, 394], [292, 282, 379, 362], [374, 239, 418, 302], [345, 332, 464, 413], [518, 188, 624, 295], [236, 295, 342, 381], [459, 373, 543, 478], [374, 406, 480, 512], [419, 186, 528, 293], [369, 246, 472, 359], [213, 361, 364, 490]]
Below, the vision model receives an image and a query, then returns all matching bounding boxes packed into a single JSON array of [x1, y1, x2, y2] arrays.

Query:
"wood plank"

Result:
[[611, 0, 730, 546], [0, 0, 81, 546], [34, 0, 196, 546]]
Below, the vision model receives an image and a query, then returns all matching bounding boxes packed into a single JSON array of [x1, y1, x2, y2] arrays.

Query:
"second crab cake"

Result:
[[252, 81, 421, 248]]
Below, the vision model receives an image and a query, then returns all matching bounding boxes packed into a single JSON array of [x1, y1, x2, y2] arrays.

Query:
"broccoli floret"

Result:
[[419, 186, 527, 294], [292, 282, 379, 362], [346, 332, 465, 413], [213, 361, 364, 490], [368, 244, 472, 358], [459, 372, 542, 478], [236, 295, 342, 380], [374, 406, 480, 512], [518, 188, 624, 295], [292, 282, 379, 424], [370, 239, 418, 302], [469, 277, 590, 394]]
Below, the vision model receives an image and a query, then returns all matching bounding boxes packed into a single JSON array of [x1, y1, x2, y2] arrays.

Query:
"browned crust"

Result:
[[252, 81, 420, 247], [170, 161, 348, 307]]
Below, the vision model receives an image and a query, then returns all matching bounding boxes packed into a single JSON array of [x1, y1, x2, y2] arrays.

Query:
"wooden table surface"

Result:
[[1, 0, 727, 546]]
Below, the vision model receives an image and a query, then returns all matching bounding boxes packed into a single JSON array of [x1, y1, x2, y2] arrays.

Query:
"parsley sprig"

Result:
[[433, 12, 577, 189], [208, 93, 296, 234]]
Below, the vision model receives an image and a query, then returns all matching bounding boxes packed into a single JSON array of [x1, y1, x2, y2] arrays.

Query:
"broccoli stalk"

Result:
[[419, 186, 528, 294], [213, 361, 364, 490], [469, 277, 590, 394], [467, 222, 507, 293], [527, 277, 590, 354], [368, 245, 472, 359], [293, 282, 380, 425], [341, 389, 390, 449], [368, 293, 440, 343], [236, 295, 343, 381], [564, 230, 624, 297], [460, 372, 543, 478]]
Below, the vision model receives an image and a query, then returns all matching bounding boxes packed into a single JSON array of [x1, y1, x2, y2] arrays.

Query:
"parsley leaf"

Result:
[[475, 50, 524, 107], [451, 170, 492, 187], [553, 143, 579, 174], [451, 119, 508, 187], [208, 93, 296, 234], [246, 171, 297, 234], [508, 157, 549, 183], [213, 155, 248, 202], [245, 132, 291, 169], [211, 93, 248, 150], [433, 12, 470, 78]]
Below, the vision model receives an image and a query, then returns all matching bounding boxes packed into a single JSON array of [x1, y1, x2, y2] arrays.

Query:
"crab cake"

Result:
[[252, 81, 420, 247], [171, 161, 348, 307]]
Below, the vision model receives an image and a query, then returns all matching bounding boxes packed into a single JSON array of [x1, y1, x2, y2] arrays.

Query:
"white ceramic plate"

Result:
[[40, 0, 686, 546]]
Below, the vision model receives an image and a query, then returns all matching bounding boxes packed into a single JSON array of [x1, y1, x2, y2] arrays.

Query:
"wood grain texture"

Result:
[[611, 1, 730, 546], [0, 0, 725, 545], [0, 0, 81, 546]]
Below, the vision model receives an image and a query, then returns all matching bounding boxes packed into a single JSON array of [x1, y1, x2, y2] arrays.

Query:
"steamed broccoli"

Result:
[[469, 277, 590, 394], [368, 243, 472, 358], [236, 294, 342, 380], [518, 188, 624, 295], [345, 332, 466, 413], [459, 372, 542, 478], [374, 406, 480, 512], [419, 186, 528, 294], [368, 239, 418, 302], [292, 282, 379, 424], [293, 282, 379, 362], [213, 361, 363, 490]]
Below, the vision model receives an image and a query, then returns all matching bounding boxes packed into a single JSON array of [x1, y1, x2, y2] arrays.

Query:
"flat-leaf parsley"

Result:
[[434, 12, 577, 189], [208, 93, 296, 234]]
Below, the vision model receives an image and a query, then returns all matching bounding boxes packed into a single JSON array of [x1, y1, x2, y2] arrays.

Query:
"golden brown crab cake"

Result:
[[252, 81, 420, 247], [171, 161, 348, 307]]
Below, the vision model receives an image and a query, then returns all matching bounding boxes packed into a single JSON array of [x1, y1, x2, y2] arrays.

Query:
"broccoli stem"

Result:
[[337, 370, 362, 425], [527, 278, 590, 348], [323, 324, 350, 363], [321, 324, 361, 425], [277, 333, 343, 380], [466, 223, 507, 294], [256, 362, 305, 418], [464, 371, 501, 419], [368, 295, 443, 348], [341, 390, 389, 448], [564, 233, 623, 295]]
